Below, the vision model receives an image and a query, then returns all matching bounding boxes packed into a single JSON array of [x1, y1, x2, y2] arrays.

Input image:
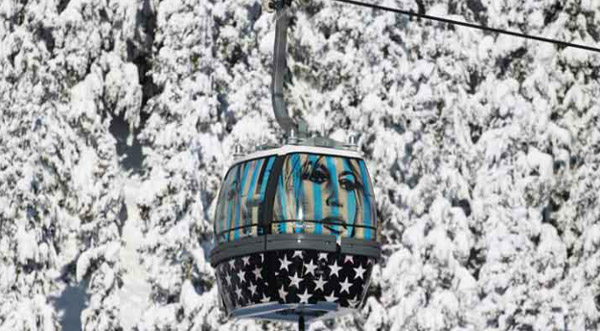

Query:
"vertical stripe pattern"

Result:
[[244, 159, 262, 236], [234, 162, 252, 240], [214, 156, 277, 243], [325, 156, 340, 235], [272, 153, 377, 241], [341, 158, 357, 238], [309, 155, 323, 235], [359, 160, 374, 240]]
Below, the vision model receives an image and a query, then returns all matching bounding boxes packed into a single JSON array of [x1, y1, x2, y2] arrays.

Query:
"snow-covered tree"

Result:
[[0, 0, 144, 330], [133, 0, 230, 329], [2, 0, 600, 330]]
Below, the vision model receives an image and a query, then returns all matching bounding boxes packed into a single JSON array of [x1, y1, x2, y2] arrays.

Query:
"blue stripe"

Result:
[[359, 160, 373, 240], [309, 155, 323, 235], [290, 154, 304, 233], [325, 156, 340, 235], [342, 159, 357, 238], [258, 157, 275, 235], [277, 175, 287, 233], [259, 157, 275, 199]]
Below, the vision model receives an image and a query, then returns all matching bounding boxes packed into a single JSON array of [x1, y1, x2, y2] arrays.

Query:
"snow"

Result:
[[526, 147, 553, 180], [1, 0, 600, 330]]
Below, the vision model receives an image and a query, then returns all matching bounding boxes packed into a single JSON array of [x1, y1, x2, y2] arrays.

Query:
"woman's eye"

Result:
[[301, 162, 328, 184], [310, 169, 327, 183], [339, 174, 357, 190]]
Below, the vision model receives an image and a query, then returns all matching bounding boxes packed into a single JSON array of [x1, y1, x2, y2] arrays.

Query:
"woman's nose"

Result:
[[326, 195, 342, 207]]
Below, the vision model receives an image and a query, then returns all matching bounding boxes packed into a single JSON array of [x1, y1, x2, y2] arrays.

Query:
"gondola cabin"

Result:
[[210, 142, 380, 324]]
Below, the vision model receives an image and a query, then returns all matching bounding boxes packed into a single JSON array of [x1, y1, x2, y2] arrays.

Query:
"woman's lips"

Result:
[[321, 216, 347, 234], [321, 216, 346, 225]]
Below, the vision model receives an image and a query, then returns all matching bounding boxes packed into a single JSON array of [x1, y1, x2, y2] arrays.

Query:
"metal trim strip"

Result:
[[209, 234, 381, 266]]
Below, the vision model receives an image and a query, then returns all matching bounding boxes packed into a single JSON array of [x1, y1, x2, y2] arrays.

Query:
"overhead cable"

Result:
[[332, 0, 600, 54]]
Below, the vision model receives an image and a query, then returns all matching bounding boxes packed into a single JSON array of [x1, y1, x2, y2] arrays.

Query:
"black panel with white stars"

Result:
[[215, 249, 376, 315]]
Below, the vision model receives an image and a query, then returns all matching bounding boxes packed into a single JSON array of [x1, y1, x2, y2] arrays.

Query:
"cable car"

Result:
[[209, 0, 380, 328], [210, 138, 379, 324]]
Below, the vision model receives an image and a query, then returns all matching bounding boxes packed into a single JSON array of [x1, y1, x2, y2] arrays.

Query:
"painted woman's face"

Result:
[[299, 156, 359, 234], [275, 154, 373, 238]]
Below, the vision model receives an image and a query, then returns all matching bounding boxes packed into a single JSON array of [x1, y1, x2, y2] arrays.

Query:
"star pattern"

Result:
[[354, 265, 366, 279], [314, 276, 326, 291], [298, 289, 311, 304], [289, 272, 303, 289], [279, 255, 292, 271], [329, 261, 342, 278], [215, 250, 375, 314], [340, 277, 352, 294], [304, 260, 317, 276], [279, 285, 288, 300], [325, 291, 337, 302], [253, 266, 263, 280], [237, 269, 246, 283]]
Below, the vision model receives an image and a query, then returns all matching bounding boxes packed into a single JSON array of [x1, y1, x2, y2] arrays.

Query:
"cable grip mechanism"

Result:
[[262, 0, 311, 14]]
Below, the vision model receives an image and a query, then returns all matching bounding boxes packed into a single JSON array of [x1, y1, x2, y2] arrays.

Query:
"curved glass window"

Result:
[[272, 153, 377, 240], [214, 156, 276, 243]]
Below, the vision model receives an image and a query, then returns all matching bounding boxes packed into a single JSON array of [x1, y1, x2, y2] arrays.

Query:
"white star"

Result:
[[260, 253, 264, 262], [348, 297, 360, 308], [237, 269, 246, 283], [298, 289, 311, 304], [304, 260, 318, 276], [242, 256, 251, 266], [289, 272, 303, 289], [329, 261, 342, 278], [367, 258, 375, 265], [293, 250, 304, 259], [253, 266, 263, 280], [325, 291, 337, 302], [278, 286, 288, 300], [318, 252, 329, 261], [228, 259, 236, 269], [249, 283, 257, 296], [314, 276, 326, 291], [235, 287, 243, 300], [354, 264, 366, 280], [225, 274, 232, 286], [279, 255, 292, 271], [260, 294, 271, 303], [344, 255, 354, 264], [340, 277, 352, 294]]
